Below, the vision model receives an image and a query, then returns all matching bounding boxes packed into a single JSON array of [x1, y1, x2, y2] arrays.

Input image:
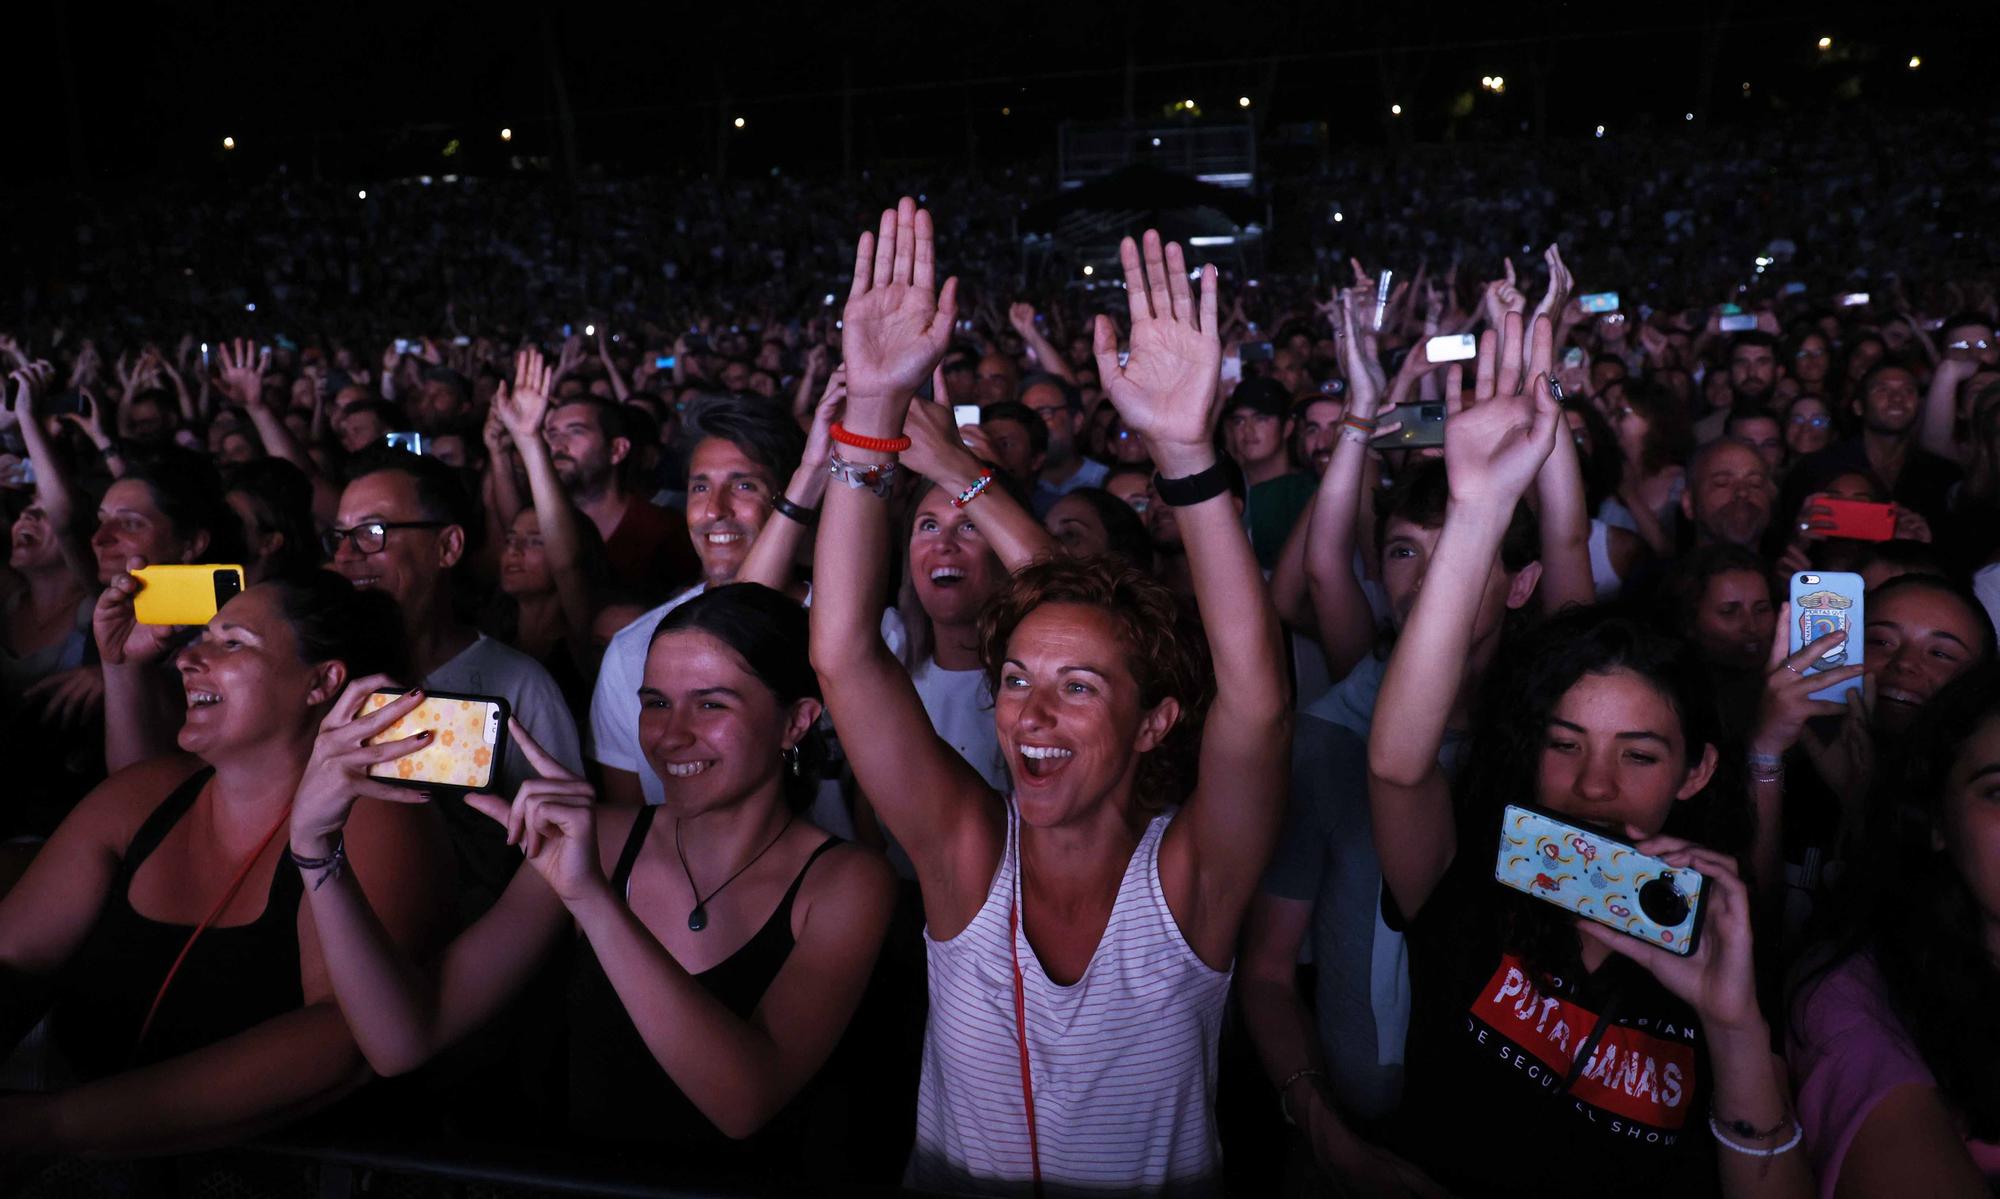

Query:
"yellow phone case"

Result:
[[362, 690, 510, 790], [130, 565, 246, 626]]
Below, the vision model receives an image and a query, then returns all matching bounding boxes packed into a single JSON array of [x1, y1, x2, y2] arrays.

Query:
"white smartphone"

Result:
[[952, 404, 980, 429], [1425, 333, 1477, 362], [1719, 314, 1758, 333], [1838, 292, 1871, 308]]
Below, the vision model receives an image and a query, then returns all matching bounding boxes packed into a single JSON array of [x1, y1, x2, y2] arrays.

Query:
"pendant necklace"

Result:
[[675, 811, 796, 932]]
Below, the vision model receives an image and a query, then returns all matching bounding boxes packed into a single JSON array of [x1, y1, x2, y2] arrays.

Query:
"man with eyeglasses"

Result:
[[329, 447, 583, 915]]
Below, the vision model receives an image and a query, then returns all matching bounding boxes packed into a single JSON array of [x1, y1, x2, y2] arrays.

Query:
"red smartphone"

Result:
[[1816, 497, 1897, 542]]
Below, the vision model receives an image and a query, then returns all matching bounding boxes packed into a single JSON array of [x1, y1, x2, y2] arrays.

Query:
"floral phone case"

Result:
[[362, 689, 509, 790], [1495, 805, 1705, 956]]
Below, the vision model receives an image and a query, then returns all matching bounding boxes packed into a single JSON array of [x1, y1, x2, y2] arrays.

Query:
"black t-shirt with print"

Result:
[[1386, 857, 1721, 1198]]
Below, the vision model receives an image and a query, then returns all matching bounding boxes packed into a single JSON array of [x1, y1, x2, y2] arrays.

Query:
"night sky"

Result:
[[9, 1, 1982, 186]]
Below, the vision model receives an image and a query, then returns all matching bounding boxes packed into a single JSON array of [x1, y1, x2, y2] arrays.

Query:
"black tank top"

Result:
[[50, 767, 304, 1080], [565, 805, 839, 1170]]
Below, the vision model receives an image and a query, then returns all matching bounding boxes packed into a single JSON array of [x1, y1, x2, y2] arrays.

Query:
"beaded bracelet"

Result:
[[951, 468, 995, 510], [1277, 1067, 1324, 1127]]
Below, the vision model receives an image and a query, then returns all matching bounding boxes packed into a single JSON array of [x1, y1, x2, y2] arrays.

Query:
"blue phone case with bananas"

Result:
[[1495, 805, 1705, 956]]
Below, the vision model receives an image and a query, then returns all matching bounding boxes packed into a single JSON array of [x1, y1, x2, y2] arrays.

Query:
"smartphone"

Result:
[[1240, 341, 1275, 364], [1426, 333, 1477, 363], [451, 335, 471, 347], [1719, 303, 1744, 316], [1719, 314, 1759, 333], [1789, 571, 1865, 703], [1838, 292, 1871, 308], [392, 339, 411, 356], [1373, 269, 1393, 330], [0, 457, 36, 487], [1496, 804, 1706, 956], [1562, 346, 1586, 369], [385, 431, 426, 456], [1578, 291, 1620, 315], [952, 403, 981, 429], [362, 689, 510, 790], [654, 355, 675, 370], [1816, 498, 1896, 542], [1780, 281, 1808, 297], [131, 564, 245, 626], [1373, 401, 1447, 449]]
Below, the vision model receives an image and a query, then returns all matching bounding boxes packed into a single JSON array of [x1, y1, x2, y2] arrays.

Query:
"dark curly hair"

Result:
[[649, 582, 825, 811], [1458, 610, 1745, 978], [1797, 665, 2000, 1141], [978, 554, 1212, 808]]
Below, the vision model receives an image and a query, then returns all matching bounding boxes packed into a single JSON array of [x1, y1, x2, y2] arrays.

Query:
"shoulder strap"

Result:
[[775, 836, 841, 912], [123, 767, 218, 870], [612, 806, 657, 901]]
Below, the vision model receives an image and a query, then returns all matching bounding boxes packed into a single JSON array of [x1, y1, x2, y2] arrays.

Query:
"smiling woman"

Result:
[[0, 571, 449, 1166]]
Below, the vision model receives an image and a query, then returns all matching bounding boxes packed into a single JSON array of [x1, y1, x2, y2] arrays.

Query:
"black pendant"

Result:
[[687, 904, 709, 932]]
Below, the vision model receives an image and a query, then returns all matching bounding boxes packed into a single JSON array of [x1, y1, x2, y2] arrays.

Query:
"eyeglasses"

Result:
[[323, 520, 447, 556], [1794, 348, 1828, 359], [1789, 414, 1830, 428], [1948, 339, 1992, 352]]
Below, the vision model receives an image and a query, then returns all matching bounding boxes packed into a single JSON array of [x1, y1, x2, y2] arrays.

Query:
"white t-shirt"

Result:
[[589, 583, 906, 806], [910, 656, 1010, 794]]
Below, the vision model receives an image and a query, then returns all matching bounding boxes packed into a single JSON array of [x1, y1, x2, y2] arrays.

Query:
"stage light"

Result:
[[1183, 98, 1195, 108], [1082, 265, 1095, 276], [1151, 137, 1162, 146], [500, 127, 513, 141], [1685, 113, 1694, 121], [1595, 125, 1605, 138], [585, 324, 596, 337], [1908, 55, 1922, 69], [222, 136, 236, 150], [357, 189, 367, 199], [245, 303, 256, 312], [1390, 104, 1403, 116], [733, 116, 746, 129], [1237, 96, 1251, 108], [1333, 211, 1344, 223], [1001, 106, 1011, 116], [1817, 36, 1832, 51]]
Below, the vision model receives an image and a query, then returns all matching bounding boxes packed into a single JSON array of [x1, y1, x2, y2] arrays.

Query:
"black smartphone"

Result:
[[1373, 401, 1448, 449]]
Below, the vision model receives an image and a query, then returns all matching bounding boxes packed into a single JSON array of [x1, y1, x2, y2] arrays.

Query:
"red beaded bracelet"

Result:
[[829, 422, 912, 454]]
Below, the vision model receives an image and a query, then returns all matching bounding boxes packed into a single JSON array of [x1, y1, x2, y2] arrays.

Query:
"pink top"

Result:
[[1787, 953, 2000, 1197]]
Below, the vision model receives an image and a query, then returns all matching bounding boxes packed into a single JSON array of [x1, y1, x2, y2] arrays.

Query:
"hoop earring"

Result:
[[784, 744, 801, 777]]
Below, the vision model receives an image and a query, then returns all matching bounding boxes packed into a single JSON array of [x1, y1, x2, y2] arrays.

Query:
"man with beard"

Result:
[[1693, 333, 1784, 442], [1290, 393, 1344, 478], [539, 395, 696, 591], [1680, 437, 1776, 549], [1786, 362, 1963, 531]]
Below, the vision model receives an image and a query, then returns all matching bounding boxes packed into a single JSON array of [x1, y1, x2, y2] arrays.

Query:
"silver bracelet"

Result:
[[827, 453, 900, 497], [1707, 1115, 1803, 1158]]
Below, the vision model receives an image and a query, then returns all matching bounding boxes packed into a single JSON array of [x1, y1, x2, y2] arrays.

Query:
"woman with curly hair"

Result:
[[811, 200, 1288, 1195]]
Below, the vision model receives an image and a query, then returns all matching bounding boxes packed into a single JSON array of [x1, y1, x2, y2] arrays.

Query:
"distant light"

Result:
[[822, 293, 835, 306], [221, 136, 235, 150], [1188, 236, 1236, 246], [419, 175, 432, 186], [1595, 125, 1606, 138], [1480, 75, 1505, 94], [1390, 104, 1403, 116], [733, 116, 746, 129], [500, 127, 513, 141], [1183, 98, 1195, 108], [584, 324, 596, 337], [1082, 265, 1095, 276], [1333, 211, 1345, 223], [1741, 81, 1752, 92], [1237, 96, 1251, 108], [1908, 55, 1922, 69], [357, 189, 367, 199], [1817, 36, 1832, 50], [1685, 112, 1694, 121], [1001, 106, 1011, 116], [245, 302, 256, 312]]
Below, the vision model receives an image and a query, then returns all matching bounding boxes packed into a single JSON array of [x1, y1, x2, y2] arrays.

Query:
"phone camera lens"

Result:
[[1637, 876, 1689, 926]]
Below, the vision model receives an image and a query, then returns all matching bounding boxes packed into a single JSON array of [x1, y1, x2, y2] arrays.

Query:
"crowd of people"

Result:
[[1, 149, 1998, 1199]]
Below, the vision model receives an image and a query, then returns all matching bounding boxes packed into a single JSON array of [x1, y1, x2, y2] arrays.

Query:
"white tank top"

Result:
[[907, 801, 1232, 1197], [1588, 518, 1624, 601]]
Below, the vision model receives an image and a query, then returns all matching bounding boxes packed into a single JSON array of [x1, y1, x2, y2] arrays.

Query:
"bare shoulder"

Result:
[[68, 753, 208, 854]]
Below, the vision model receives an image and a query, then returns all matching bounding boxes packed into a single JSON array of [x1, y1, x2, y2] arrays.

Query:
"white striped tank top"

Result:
[[906, 800, 1232, 1197]]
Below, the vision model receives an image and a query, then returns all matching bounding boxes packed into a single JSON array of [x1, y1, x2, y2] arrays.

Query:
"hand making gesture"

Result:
[[1092, 230, 1221, 477], [841, 196, 959, 430]]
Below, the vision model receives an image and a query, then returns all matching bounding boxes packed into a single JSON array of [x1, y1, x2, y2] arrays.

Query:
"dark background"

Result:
[[7, 1, 1983, 186]]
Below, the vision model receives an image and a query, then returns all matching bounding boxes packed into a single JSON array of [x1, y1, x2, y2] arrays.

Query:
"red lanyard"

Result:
[[1009, 893, 1045, 1198], [132, 806, 292, 1061]]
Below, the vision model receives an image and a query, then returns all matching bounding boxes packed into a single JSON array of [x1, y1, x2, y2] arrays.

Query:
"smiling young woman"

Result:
[[810, 199, 1289, 1195]]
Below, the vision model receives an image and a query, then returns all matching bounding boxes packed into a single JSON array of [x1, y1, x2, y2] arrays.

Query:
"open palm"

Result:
[[842, 197, 958, 412], [1093, 230, 1220, 454]]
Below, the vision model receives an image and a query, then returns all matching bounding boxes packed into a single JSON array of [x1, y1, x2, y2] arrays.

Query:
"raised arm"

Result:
[[595, 328, 630, 401], [1919, 355, 1977, 466], [496, 350, 594, 670], [808, 198, 996, 927], [218, 340, 326, 498], [1009, 302, 1079, 385], [900, 382, 1054, 571], [1518, 256, 1594, 613], [738, 368, 841, 591], [10, 363, 95, 584], [1368, 314, 1560, 917], [93, 564, 188, 773], [1097, 231, 1290, 962]]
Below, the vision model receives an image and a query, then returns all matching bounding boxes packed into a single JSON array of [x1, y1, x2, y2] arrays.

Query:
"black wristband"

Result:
[[1152, 462, 1230, 507], [770, 494, 819, 528]]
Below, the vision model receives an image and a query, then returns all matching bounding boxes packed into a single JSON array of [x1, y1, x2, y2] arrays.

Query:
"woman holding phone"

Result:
[[287, 582, 896, 1179], [811, 200, 1289, 1195], [0, 572, 448, 1166], [1365, 313, 1809, 1198]]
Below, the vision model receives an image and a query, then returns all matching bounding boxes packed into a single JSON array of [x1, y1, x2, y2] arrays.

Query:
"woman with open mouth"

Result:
[[0, 572, 449, 1174], [812, 199, 1289, 1195]]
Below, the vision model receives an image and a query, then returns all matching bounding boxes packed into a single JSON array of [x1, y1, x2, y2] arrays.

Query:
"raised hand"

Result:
[[497, 349, 554, 445], [58, 390, 111, 450], [900, 391, 982, 487], [93, 558, 184, 668], [841, 197, 959, 427], [289, 677, 434, 856], [217, 338, 270, 408], [1529, 244, 1573, 329], [465, 719, 604, 905], [800, 367, 845, 473], [1092, 229, 1220, 475], [1748, 602, 1863, 758], [1443, 313, 1560, 506], [1007, 302, 1039, 340], [1479, 259, 1527, 331]]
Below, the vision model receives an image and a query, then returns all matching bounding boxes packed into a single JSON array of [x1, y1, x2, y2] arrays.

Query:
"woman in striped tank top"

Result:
[[812, 198, 1290, 1196]]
